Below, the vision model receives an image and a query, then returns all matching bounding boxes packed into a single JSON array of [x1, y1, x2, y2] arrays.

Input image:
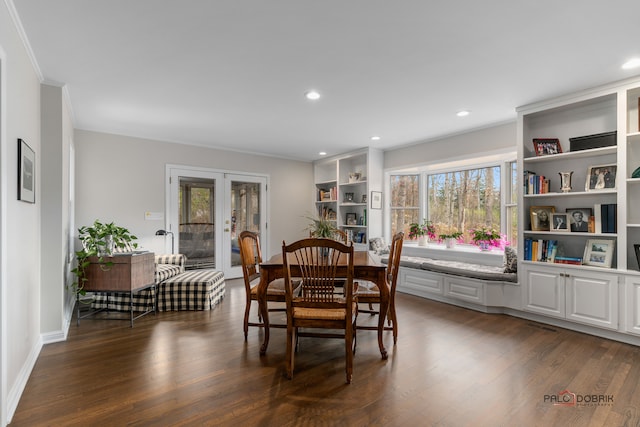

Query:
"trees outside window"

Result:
[[389, 159, 517, 247]]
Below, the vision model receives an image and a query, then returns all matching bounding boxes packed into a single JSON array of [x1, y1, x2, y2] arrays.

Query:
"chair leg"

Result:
[[368, 302, 374, 314], [285, 324, 295, 380], [390, 302, 398, 344], [243, 297, 252, 341], [345, 322, 354, 384]]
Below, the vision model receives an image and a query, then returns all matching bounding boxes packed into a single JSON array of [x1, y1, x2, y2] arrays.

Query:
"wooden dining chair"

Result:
[[356, 232, 404, 344], [282, 238, 357, 384], [239, 231, 301, 340]]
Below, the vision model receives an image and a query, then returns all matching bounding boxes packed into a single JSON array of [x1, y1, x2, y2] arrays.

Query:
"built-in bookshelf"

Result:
[[313, 148, 383, 250]]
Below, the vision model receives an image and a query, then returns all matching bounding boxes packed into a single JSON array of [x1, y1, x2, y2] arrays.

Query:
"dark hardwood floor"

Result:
[[10, 278, 640, 426]]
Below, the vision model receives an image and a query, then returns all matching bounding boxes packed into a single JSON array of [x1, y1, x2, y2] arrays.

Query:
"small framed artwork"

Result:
[[551, 213, 570, 232], [371, 191, 382, 210], [533, 138, 562, 156], [361, 194, 367, 204], [583, 239, 615, 268], [18, 139, 35, 203], [530, 206, 555, 231], [566, 208, 592, 232], [346, 213, 357, 225], [585, 164, 617, 191], [634, 244, 640, 269], [344, 192, 354, 203]]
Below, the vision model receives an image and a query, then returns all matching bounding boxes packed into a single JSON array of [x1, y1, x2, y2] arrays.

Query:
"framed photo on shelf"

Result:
[[361, 194, 367, 204], [583, 239, 615, 268], [530, 206, 555, 231], [634, 244, 640, 269], [566, 208, 592, 232], [551, 213, 570, 232], [585, 163, 617, 191], [344, 192, 354, 203], [345, 212, 357, 225], [18, 138, 35, 203], [533, 138, 562, 156]]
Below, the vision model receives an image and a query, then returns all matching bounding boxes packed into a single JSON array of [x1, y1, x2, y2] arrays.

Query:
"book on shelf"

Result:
[[599, 203, 617, 233], [318, 186, 337, 201], [554, 256, 583, 265], [524, 171, 550, 194], [523, 238, 558, 262]]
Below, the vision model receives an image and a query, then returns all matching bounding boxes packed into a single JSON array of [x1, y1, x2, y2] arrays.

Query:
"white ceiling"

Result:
[[12, 1, 640, 161]]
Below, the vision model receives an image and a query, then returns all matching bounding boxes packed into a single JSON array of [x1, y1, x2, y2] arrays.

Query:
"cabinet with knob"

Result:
[[521, 263, 619, 330]]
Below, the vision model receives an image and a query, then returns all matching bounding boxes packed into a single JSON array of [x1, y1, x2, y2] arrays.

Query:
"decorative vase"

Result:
[[559, 171, 573, 193], [445, 238, 456, 249], [478, 241, 492, 251], [418, 236, 428, 246]]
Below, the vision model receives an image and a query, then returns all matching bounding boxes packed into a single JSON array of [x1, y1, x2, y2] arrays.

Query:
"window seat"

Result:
[[382, 255, 516, 282], [380, 249, 518, 313]]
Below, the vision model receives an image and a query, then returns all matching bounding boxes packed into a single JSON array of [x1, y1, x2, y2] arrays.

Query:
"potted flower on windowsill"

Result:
[[438, 231, 463, 249], [469, 226, 507, 251], [408, 220, 436, 246]]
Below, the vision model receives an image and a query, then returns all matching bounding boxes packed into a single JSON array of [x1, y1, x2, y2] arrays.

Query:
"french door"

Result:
[[167, 166, 267, 278]]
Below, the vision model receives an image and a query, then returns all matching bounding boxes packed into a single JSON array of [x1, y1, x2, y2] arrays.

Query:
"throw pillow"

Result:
[[369, 237, 390, 255], [503, 246, 517, 273]]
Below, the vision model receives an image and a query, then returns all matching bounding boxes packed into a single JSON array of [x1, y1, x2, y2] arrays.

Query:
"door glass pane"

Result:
[[179, 177, 215, 269], [231, 180, 261, 267]]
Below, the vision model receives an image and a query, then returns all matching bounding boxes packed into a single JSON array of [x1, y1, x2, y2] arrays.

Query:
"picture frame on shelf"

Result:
[[371, 191, 382, 210], [344, 192, 354, 203], [551, 213, 569, 231], [18, 138, 35, 203], [533, 138, 562, 156], [361, 194, 367, 204], [634, 244, 640, 269], [530, 206, 555, 231], [585, 164, 617, 191], [583, 239, 615, 268], [566, 208, 592, 232], [346, 212, 357, 225]]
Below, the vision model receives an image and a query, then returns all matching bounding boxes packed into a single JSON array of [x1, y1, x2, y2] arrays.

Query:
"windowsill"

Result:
[[402, 242, 504, 267]]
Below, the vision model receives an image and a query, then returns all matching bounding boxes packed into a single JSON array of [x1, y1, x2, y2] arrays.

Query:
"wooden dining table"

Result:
[[257, 250, 390, 359]]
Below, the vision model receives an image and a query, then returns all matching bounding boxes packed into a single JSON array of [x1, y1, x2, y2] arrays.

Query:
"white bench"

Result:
[[382, 253, 518, 313]]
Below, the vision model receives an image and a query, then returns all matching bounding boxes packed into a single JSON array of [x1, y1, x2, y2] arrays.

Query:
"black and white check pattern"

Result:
[[158, 269, 225, 311]]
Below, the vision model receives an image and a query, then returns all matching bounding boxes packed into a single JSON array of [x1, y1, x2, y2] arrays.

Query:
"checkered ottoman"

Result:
[[157, 269, 225, 311]]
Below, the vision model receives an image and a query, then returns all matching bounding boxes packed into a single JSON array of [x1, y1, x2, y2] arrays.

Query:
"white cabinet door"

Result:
[[625, 275, 640, 335], [565, 270, 618, 330], [522, 265, 565, 318]]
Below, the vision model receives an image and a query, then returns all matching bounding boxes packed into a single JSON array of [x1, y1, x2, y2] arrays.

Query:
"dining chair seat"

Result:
[[249, 277, 300, 296], [355, 281, 380, 296]]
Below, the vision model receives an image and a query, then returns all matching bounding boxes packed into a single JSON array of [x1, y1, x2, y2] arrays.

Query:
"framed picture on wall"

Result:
[[18, 139, 35, 203], [371, 191, 382, 210]]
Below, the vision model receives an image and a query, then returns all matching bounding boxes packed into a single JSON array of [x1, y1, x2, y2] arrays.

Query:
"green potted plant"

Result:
[[71, 220, 138, 295], [306, 214, 338, 238], [469, 226, 505, 251], [408, 219, 436, 246], [438, 231, 463, 249]]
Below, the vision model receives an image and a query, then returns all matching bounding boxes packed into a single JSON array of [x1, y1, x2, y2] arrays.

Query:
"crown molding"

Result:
[[4, 0, 43, 82]]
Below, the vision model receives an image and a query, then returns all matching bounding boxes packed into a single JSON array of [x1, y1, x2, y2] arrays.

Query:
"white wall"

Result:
[[39, 83, 73, 342], [0, 2, 42, 425], [74, 130, 314, 259], [384, 122, 517, 170]]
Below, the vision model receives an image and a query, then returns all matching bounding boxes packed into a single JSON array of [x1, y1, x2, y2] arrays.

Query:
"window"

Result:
[[390, 174, 420, 236], [388, 155, 517, 247], [428, 166, 501, 244]]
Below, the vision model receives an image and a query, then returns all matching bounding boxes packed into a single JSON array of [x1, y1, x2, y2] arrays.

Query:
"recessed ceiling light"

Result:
[[370, 136, 381, 141], [319, 151, 327, 156], [622, 58, 640, 70], [457, 110, 470, 117], [305, 90, 321, 100]]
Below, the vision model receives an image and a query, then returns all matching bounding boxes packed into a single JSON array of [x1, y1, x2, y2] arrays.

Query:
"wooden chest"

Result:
[[83, 252, 155, 292]]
